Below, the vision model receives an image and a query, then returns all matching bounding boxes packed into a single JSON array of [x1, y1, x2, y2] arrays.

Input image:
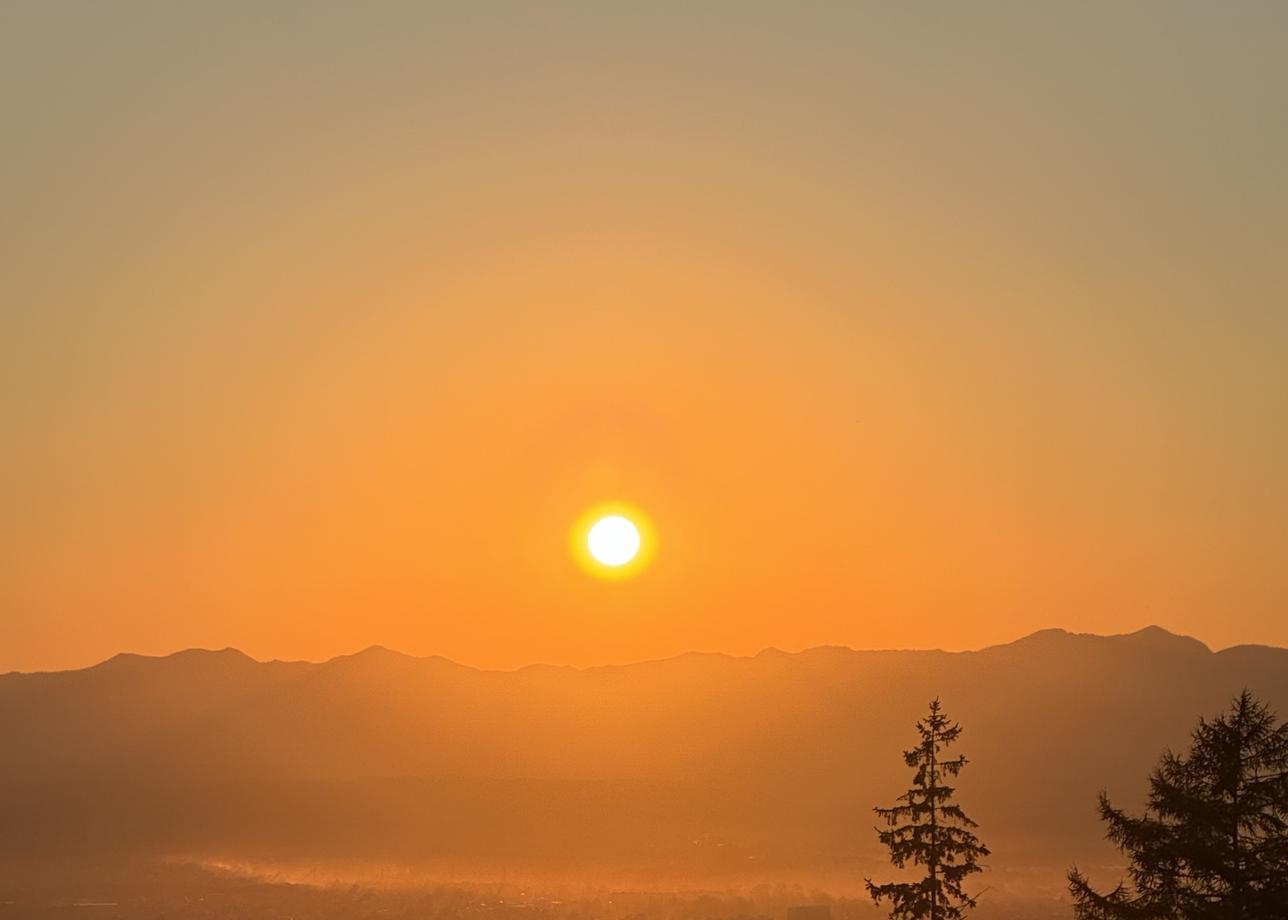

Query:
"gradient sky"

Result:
[[4, 2, 1286, 672]]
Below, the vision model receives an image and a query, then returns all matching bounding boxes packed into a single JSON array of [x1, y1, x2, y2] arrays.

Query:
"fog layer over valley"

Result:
[[2, 627, 1284, 913]]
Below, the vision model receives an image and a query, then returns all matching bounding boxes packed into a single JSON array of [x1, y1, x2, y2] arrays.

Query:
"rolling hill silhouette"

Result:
[[2, 626, 1284, 884]]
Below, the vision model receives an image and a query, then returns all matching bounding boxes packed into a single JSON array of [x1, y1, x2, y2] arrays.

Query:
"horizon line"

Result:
[[7, 623, 1281, 679]]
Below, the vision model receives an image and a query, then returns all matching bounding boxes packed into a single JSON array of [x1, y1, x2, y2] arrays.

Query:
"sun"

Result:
[[587, 515, 640, 566], [571, 502, 655, 579]]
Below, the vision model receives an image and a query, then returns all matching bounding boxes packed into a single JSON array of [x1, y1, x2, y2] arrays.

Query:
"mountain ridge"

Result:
[[1, 624, 1252, 680], [3, 622, 1284, 881]]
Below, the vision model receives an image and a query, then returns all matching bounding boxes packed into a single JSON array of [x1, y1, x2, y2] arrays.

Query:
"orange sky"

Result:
[[4, 4, 1287, 672]]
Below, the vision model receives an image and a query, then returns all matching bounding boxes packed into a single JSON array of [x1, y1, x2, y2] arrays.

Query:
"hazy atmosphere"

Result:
[[4, 5, 1288, 920], [5, 2, 1287, 674]]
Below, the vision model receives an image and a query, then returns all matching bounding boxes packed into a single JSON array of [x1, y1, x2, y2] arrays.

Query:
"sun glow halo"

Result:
[[572, 503, 654, 579]]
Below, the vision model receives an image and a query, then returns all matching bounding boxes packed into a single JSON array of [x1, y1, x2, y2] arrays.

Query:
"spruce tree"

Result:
[[1069, 691, 1288, 919], [866, 698, 989, 920]]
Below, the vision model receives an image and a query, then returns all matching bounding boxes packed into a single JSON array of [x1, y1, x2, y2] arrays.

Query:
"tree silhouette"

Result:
[[866, 699, 989, 920], [1069, 690, 1288, 919]]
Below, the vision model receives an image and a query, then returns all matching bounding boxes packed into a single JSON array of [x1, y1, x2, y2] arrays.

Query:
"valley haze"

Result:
[[3, 625, 1283, 905]]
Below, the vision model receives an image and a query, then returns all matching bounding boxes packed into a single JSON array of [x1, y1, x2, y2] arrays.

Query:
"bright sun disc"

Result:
[[571, 502, 654, 579], [587, 515, 641, 567]]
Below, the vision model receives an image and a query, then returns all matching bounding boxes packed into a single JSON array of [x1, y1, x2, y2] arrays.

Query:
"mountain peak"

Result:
[[990, 628, 1075, 651], [1117, 625, 1210, 654], [324, 646, 473, 674], [331, 645, 414, 665], [998, 625, 1210, 656], [97, 647, 254, 671]]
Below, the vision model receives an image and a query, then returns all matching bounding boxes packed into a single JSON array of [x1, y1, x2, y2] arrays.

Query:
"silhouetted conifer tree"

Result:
[[866, 698, 989, 920], [1069, 690, 1288, 919]]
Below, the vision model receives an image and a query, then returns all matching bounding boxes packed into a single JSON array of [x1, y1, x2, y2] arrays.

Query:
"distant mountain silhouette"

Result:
[[2, 627, 1284, 885]]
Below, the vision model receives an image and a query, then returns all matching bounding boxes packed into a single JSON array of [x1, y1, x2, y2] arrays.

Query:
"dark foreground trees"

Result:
[[867, 699, 989, 920], [1069, 690, 1288, 920]]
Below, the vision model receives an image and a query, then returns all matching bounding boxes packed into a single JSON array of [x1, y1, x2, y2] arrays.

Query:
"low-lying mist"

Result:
[[0, 857, 1074, 920]]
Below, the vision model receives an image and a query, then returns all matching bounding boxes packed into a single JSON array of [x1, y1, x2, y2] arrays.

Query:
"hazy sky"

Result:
[[4, 2, 1286, 672]]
